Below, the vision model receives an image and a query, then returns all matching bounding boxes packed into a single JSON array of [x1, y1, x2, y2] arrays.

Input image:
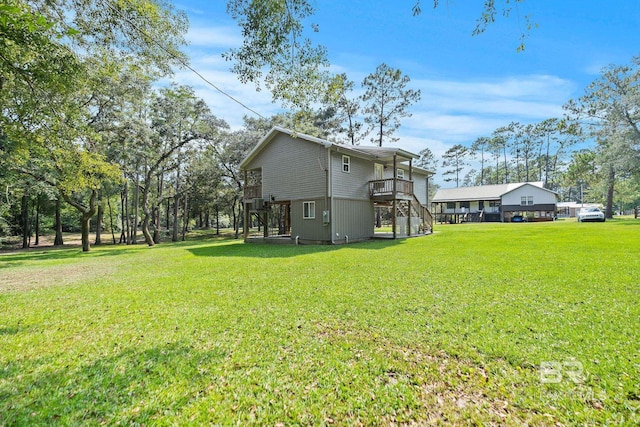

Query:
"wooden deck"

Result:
[[369, 178, 414, 201]]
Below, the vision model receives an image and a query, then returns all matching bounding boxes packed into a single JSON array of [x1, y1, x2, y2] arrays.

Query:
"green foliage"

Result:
[[361, 63, 421, 146], [323, 73, 363, 145], [224, 0, 331, 110], [564, 56, 640, 215], [1, 221, 638, 424], [441, 144, 470, 187]]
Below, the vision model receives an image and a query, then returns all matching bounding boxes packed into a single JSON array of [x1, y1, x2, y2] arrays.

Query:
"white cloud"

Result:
[[186, 25, 242, 49], [171, 38, 578, 154]]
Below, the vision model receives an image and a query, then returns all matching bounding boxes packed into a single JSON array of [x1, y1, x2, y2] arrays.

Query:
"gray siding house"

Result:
[[432, 182, 558, 223], [240, 127, 434, 244]]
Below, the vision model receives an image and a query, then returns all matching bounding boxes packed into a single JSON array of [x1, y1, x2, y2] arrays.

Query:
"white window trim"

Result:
[[342, 155, 350, 173], [521, 195, 534, 206], [303, 201, 316, 219], [396, 169, 405, 180]]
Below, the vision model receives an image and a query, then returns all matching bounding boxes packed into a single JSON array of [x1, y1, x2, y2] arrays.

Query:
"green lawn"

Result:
[[1, 221, 638, 425]]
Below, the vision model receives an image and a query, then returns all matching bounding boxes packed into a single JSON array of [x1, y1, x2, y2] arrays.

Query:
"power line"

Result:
[[100, 0, 266, 120]]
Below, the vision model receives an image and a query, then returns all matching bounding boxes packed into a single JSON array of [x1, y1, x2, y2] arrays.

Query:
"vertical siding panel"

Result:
[[333, 198, 374, 241]]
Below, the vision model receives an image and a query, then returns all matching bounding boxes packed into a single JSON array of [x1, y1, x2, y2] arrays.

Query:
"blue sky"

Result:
[[173, 1, 639, 169]]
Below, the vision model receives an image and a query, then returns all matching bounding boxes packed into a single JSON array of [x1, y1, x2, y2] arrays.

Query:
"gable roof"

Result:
[[240, 126, 433, 174], [432, 182, 555, 203]]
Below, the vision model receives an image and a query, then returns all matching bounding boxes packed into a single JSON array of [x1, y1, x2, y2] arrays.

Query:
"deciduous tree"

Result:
[[565, 56, 640, 217]]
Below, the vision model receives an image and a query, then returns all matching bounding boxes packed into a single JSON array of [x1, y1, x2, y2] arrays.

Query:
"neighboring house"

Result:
[[432, 182, 558, 223], [239, 126, 434, 244], [556, 202, 601, 218]]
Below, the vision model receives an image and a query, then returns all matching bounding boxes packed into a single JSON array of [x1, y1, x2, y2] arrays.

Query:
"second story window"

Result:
[[396, 169, 405, 180], [342, 155, 350, 173], [521, 196, 533, 206]]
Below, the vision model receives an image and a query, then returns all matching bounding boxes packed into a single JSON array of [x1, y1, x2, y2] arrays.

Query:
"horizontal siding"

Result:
[[290, 198, 330, 242], [244, 133, 328, 201], [413, 172, 428, 205], [333, 198, 375, 241], [331, 151, 371, 200], [502, 185, 557, 206]]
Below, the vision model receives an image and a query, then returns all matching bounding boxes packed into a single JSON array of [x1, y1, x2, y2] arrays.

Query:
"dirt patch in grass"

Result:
[[0, 233, 96, 254]]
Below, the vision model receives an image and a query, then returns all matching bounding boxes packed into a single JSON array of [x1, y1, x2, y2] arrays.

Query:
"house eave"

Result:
[[239, 126, 423, 170]]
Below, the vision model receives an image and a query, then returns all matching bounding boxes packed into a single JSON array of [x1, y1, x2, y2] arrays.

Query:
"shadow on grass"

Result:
[[0, 245, 150, 264], [0, 341, 226, 425], [187, 238, 405, 258], [0, 326, 19, 335]]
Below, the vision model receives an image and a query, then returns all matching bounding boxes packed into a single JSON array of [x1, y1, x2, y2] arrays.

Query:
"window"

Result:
[[446, 202, 456, 209], [396, 169, 405, 180], [303, 201, 315, 219], [521, 196, 533, 206], [460, 201, 470, 209], [342, 155, 350, 173]]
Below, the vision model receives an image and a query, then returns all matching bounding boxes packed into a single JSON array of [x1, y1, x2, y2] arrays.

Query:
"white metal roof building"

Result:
[[432, 182, 559, 223]]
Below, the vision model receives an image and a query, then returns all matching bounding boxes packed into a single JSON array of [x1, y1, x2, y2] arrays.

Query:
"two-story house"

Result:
[[240, 127, 434, 244]]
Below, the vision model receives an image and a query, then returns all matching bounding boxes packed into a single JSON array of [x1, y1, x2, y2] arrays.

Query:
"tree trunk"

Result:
[[21, 193, 29, 249], [152, 206, 160, 244], [141, 176, 155, 247], [119, 186, 127, 244], [107, 196, 117, 245], [81, 212, 92, 252], [233, 199, 240, 239], [54, 199, 64, 246], [132, 173, 140, 244], [94, 198, 103, 245], [142, 212, 154, 246], [605, 166, 615, 219], [503, 147, 509, 183], [34, 197, 40, 246], [123, 184, 131, 244], [172, 168, 180, 242], [479, 148, 485, 185], [215, 206, 219, 235], [153, 172, 164, 244], [181, 193, 188, 241], [166, 198, 171, 231], [61, 189, 97, 252]]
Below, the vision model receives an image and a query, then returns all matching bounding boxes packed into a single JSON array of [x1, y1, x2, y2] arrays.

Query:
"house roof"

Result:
[[432, 182, 555, 202], [240, 126, 434, 174]]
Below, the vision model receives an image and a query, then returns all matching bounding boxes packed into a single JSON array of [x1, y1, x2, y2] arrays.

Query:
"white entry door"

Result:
[[374, 163, 384, 180]]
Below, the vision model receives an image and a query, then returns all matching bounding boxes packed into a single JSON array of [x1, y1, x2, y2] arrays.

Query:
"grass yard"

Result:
[[0, 220, 638, 425]]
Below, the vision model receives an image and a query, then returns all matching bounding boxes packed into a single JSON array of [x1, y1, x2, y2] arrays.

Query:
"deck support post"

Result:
[[263, 210, 269, 238], [392, 154, 397, 239], [407, 199, 411, 237], [243, 204, 250, 240], [243, 170, 249, 240]]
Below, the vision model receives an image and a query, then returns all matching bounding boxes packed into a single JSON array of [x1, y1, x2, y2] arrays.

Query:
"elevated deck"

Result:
[[369, 178, 414, 201]]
